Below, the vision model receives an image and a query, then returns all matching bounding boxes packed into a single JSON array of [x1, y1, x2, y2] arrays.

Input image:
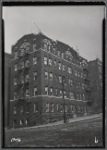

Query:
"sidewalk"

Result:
[[7, 113, 102, 131]]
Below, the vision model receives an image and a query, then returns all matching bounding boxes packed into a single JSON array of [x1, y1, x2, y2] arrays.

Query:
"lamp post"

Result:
[[62, 76, 66, 123]]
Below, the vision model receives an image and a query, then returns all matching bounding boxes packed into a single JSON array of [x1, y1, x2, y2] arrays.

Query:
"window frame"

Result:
[[45, 86, 48, 95], [34, 87, 37, 96]]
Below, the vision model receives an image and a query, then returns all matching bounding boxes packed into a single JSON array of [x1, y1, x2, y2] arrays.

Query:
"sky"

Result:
[[3, 6, 105, 61]]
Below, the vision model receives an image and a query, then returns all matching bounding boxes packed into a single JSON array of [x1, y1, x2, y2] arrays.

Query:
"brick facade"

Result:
[[9, 33, 92, 128]]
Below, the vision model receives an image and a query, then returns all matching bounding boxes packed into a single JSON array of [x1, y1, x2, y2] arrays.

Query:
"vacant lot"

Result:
[[4, 116, 104, 148]]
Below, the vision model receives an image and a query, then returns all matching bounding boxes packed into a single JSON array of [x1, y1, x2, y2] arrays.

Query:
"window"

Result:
[[44, 57, 47, 65], [61, 53, 64, 59], [21, 76, 24, 84], [59, 76, 62, 83], [25, 119, 28, 125], [60, 104, 63, 112], [69, 79, 73, 87], [20, 49, 24, 56], [68, 67, 72, 74], [20, 106, 24, 114], [83, 94, 85, 100], [25, 60, 29, 68], [14, 92, 17, 100], [58, 50, 60, 57], [34, 87, 37, 96], [58, 62, 61, 70], [71, 105, 73, 112], [14, 51, 18, 59], [80, 94, 82, 100], [45, 71, 48, 80], [51, 103, 54, 112], [76, 83, 79, 89], [77, 94, 79, 100], [65, 105, 67, 112], [33, 56, 37, 65], [48, 45, 51, 52], [45, 87, 48, 95], [55, 88, 58, 96], [99, 65, 102, 73], [15, 65, 18, 71], [46, 103, 49, 112], [33, 43, 37, 52], [62, 64, 65, 71], [49, 58, 52, 66], [75, 70, 77, 76], [55, 74, 57, 81], [21, 61, 24, 69], [82, 83, 84, 89], [70, 92, 74, 99], [84, 106, 87, 113], [34, 103, 38, 113], [73, 106, 76, 113], [54, 60, 57, 66], [13, 106, 17, 114], [49, 73, 53, 81], [78, 71, 80, 77], [13, 120, 17, 127], [50, 88, 53, 95], [25, 74, 29, 82], [64, 91, 67, 98], [60, 90, 62, 97], [26, 104, 30, 113], [44, 43, 47, 51], [14, 78, 17, 85], [34, 71, 37, 80], [25, 89, 29, 96], [25, 46, 30, 53], [78, 106, 81, 112], [81, 72, 83, 78], [20, 120, 24, 126], [78, 82, 81, 89], [56, 104, 59, 112]]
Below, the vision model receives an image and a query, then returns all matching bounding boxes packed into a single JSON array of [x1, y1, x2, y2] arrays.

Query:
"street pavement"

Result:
[[7, 113, 102, 131]]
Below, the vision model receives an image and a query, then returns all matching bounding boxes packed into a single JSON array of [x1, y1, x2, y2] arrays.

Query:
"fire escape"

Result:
[[16, 46, 30, 103], [83, 64, 92, 107]]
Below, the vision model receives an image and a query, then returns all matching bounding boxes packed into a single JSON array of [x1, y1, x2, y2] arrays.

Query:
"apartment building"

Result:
[[9, 33, 92, 128], [88, 59, 102, 113]]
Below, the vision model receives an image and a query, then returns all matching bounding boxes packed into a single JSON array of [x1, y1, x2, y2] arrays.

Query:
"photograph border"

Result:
[[1, 1, 106, 149]]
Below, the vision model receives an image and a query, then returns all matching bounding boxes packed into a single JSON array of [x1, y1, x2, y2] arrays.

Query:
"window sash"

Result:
[[25, 60, 29, 67], [13, 106, 17, 114], [46, 103, 49, 112], [26, 89, 29, 96], [34, 72, 37, 80], [49, 59, 52, 66], [45, 87, 48, 95], [25, 75, 29, 82], [34, 87, 37, 96], [15, 65, 18, 71], [44, 57, 47, 65], [15, 52, 18, 59], [33, 57, 37, 65]]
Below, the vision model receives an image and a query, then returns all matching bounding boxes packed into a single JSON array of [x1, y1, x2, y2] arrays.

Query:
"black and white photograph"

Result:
[[2, 2, 105, 148]]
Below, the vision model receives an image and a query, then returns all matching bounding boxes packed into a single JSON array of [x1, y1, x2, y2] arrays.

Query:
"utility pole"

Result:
[[62, 76, 66, 123]]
